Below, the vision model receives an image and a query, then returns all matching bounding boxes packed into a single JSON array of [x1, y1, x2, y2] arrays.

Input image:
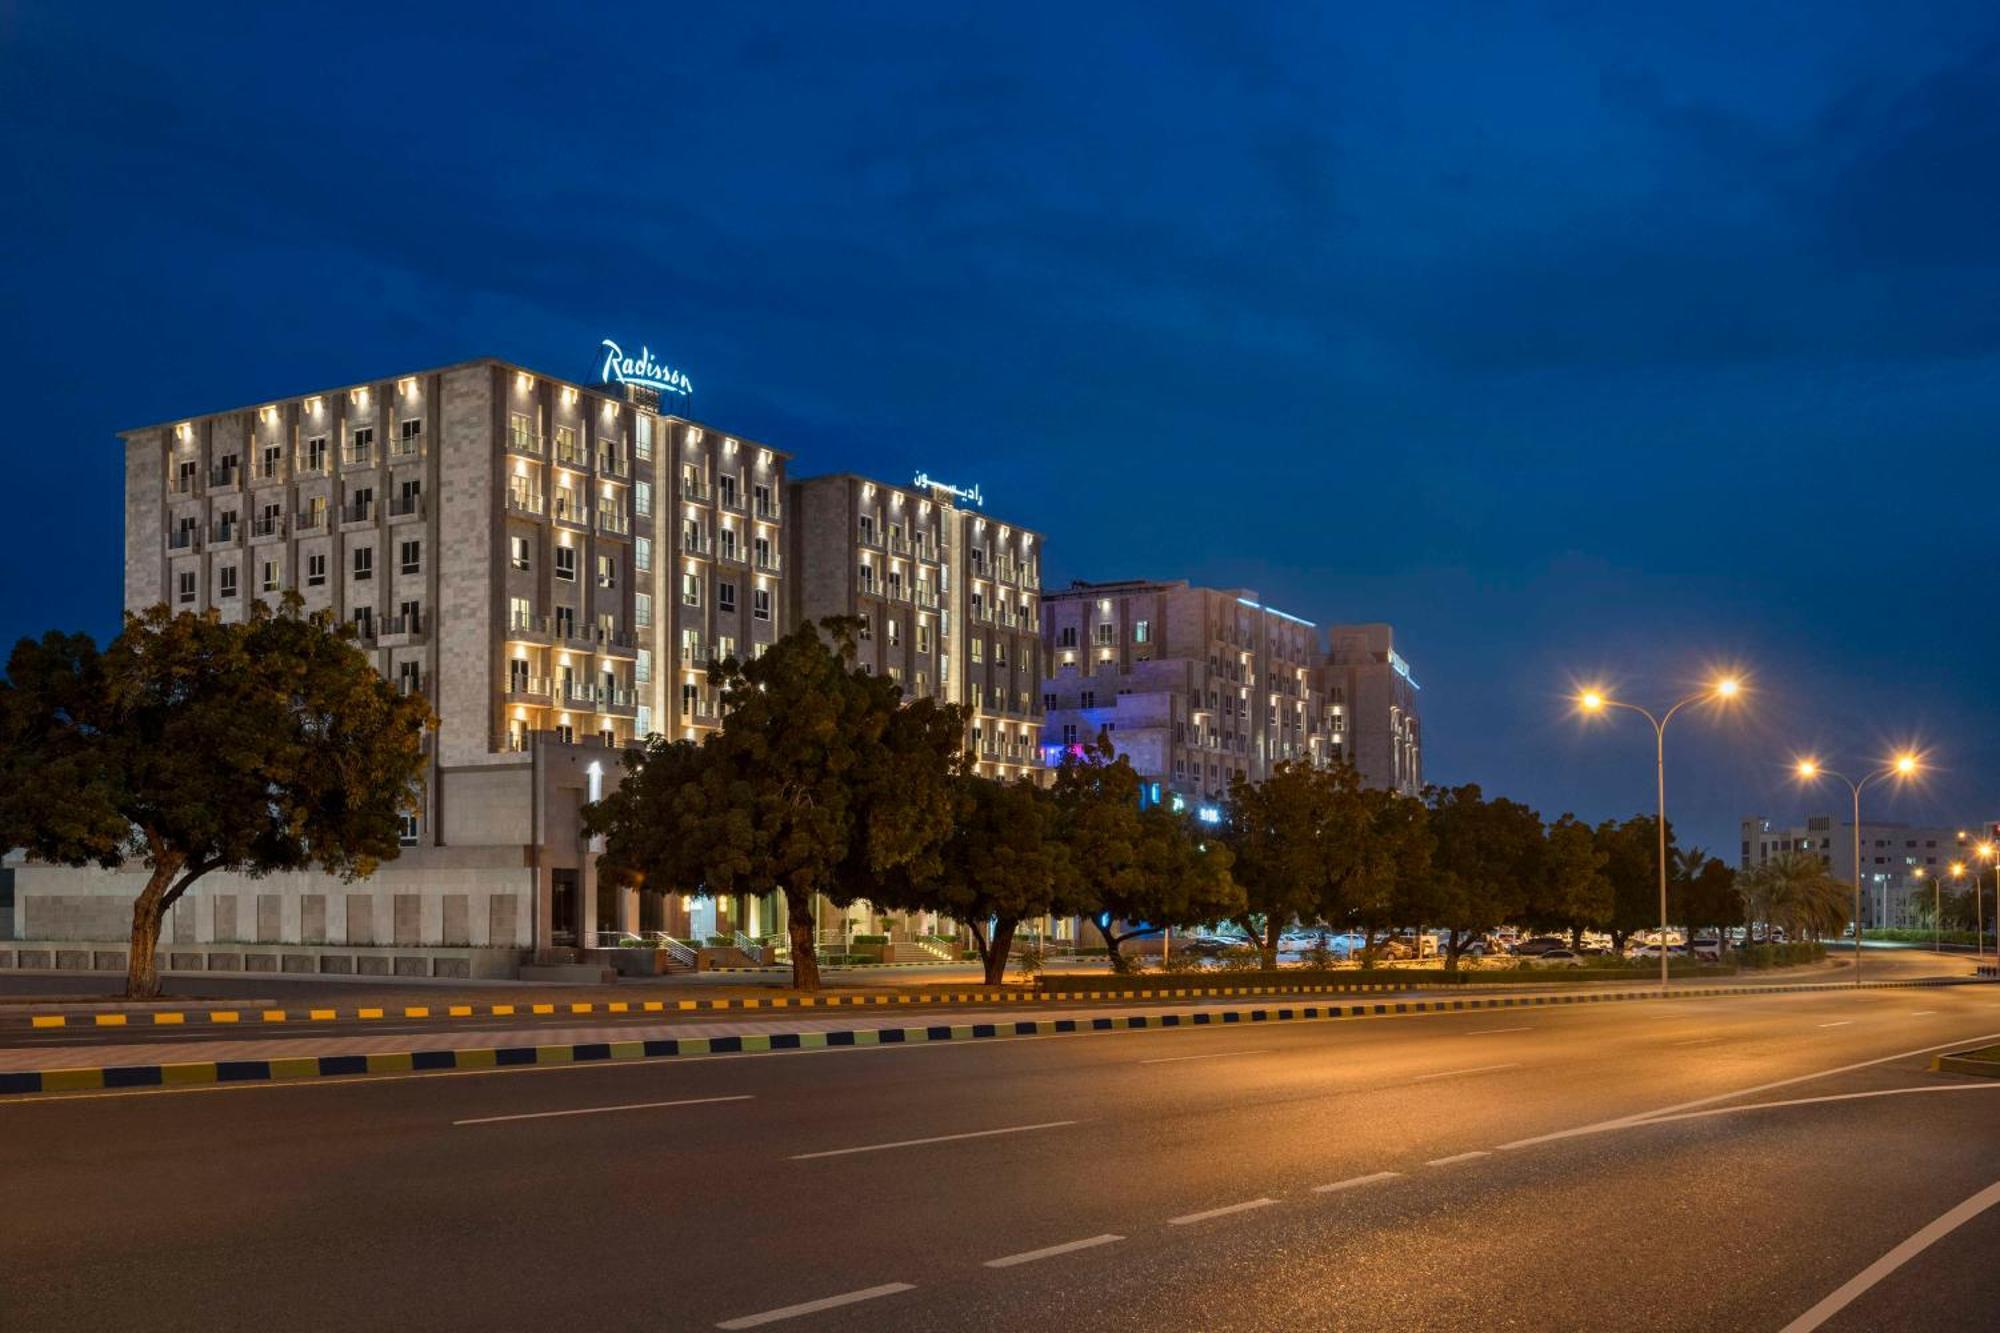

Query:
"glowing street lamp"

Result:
[[1977, 842, 1997, 967], [1795, 752, 1923, 985], [1574, 676, 1745, 987]]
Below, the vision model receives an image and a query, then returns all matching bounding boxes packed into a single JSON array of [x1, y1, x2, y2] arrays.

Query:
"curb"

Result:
[[1931, 1051, 2000, 1079], [0, 976, 1972, 1098], [9, 982, 1425, 1029]]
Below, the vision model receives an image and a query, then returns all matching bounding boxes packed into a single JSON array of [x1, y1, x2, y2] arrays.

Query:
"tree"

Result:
[[1418, 784, 1545, 969], [1596, 815, 1676, 950], [585, 618, 964, 991], [1054, 737, 1241, 971], [1737, 850, 1850, 942], [1221, 762, 1353, 970], [1672, 849, 1742, 944], [1528, 813, 1611, 944], [876, 774, 1082, 984], [1330, 787, 1434, 962], [0, 603, 432, 998]]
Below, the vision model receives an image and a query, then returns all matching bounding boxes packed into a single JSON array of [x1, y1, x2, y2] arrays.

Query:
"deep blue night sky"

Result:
[[3, 2, 1997, 854]]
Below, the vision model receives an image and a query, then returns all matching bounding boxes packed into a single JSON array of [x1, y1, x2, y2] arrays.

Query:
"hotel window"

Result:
[[509, 596, 533, 631], [717, 635, 736, 662], [399, 813, 419, 847], [858, 514, 875, 544], [260, 444, 282, 480], [507, 474, 538, 511], [634, 413, 652, 461], [753, 536, 772, 569], [1043, 692, 1057, 711], [858, 613, 872, 641], [635, 536, 652, 571], [352, 606, 374, 639], [970, 636, 983, 664], [555, 547, 576, 582], [399, 418, 423, 450], [917, 624, 931, 654], [719, 527, 739, 562], [752, 587, 771, 621], [399, 599, 421, 629], [597, 611, 617, 643], [858, 563, 876, 594], [175, 459, 197, 492], [177, 570, 196, 604], [555, 723, 574, 745], [400, 539, 421, 575], [940, 652, 950, 683], [635, 648, 651, 684], [1081, 691, 1095, 709], [307, 553, 327, 587], [635, 480, 652, 517], [305, 436, 327, 472], [553, 606, 575, 639], [886, 618, 900, 647], [508, 412, 534, 450], [261, 559, 281, 593], [718, 582, 737, 613], [352, 546, 373, 581], [510, 536, 531, 571], [681, 572, 701, 607], [753, 483, 773, 517], [1134, 620, 1151, 644], [596, 554, 616, 589], [887, 569, 902, 600], [509, 658, 531, 693], [635, 592, 652, 627], [348, 427, 374, 466], [681, 682, 697, 717], [718, 474, 738, 508], [398, 661, 422, 697]]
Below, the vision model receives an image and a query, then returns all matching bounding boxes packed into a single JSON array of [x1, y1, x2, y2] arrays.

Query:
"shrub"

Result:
[[850, 933, 890, 946]]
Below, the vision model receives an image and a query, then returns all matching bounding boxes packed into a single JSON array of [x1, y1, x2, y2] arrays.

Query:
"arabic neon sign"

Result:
[[913, 471, 982, 507]]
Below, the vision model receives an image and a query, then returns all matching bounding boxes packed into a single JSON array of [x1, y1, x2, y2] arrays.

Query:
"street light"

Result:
[[1977, 842, 1997, 969], [1795, 752, 1922, 986], [1912, 866, 1932, 957], [1947, 861, 1968, 960], [1576, 675, 1744, 987]]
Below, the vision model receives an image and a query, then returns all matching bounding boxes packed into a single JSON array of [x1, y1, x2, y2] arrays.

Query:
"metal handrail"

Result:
[[733, 930, 767, 965]]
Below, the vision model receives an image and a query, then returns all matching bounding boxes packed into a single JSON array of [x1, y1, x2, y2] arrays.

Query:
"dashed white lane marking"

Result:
[[454, 1094, 752, 1126], [1816, 1021, 1854, 1028], [1671, 1036, 1727, 1045], [1911, 1011, 1936, 1016], [1464, 1027, 1535, 1036], [1426, 1151, 1491, 1168], [1313, 1171, 1403, 1194], [1779, 1178, 2000, 1332], [1495, 1030, 2000, 1150], [1169, 1198, 1278, 1225], [790, 1119, 1076, 1160], [716, 1283, 917, 1328], [1139, 1048, 1273, 1065], [1626, 1083, 2000, 1130], [1411, 1063, 1521, 1082], [983, 1234, 1124, 1267]]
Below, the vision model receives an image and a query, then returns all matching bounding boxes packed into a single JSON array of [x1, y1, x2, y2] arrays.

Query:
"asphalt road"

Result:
[[5, 963, 1998, 1331]]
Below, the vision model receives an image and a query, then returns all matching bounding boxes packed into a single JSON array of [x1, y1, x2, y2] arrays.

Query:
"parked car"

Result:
[[1513, 936, 1568, 957], [1689, 937, 1722, 961], [1534, 949, 1587, 966]]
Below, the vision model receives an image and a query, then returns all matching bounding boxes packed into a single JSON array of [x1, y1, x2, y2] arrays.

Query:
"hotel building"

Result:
[[1740, 815, 1975, 929], [787, 474, 1045, 781], [1038, 580, 1328, 806], [1316, 623, 1423, 797]]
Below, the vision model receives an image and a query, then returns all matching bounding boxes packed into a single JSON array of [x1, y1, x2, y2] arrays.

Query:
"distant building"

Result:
[[1316, 623, 1423, 796], [1037, 579, 1330, 808], [1740, 815, 1973, 928]]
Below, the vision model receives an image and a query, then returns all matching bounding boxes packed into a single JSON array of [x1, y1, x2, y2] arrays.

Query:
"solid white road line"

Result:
[[1816, 1021, 1853, 1028], [1313, 1171, 1404, 1194], [453, 1094, 753, 1127], [1411, 1063, 1521, 1082], [1778, 1178, 2000, 1333], [1626, 1083, 2000, 1130], [716, 1283, 917, 1329], [1464, 1027, 1535, 1036], [1168, 1198, 1278, 1225], [1426, 1151, 1491, 1168], [983, 1234, 1124, 1268], [1139, 1049, 1272, 1065], [789, 1120, 1076, 1160], [1911, 1011, 1937, 1016], [1495, 1029, 2000, 1150]]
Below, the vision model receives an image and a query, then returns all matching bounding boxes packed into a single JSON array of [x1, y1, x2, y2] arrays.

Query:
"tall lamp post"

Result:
[[1946, 861, 1967, 959], [1795, 754, 1920, 987], [1577, 677, 1742, 988], [1973, 841, 1995, 969]]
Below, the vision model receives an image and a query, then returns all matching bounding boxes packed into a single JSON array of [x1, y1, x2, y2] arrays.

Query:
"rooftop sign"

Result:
[[913, 471, 982, 507], [599, 339, 692, 398]]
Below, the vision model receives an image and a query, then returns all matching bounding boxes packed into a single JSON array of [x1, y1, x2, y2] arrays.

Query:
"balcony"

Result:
[[718, 488, 745, 513], [555, 438, 590, 470], [682, 536, 713, 558], [505, 673, 552, 701], [389, 435, 423, 462], [506, 426, 545, 457], [858, 529, 884, 550], [754, 553, 781, 574], [717, 542, 746, 566], [683, 480, 713, 503], [349, 617, 379, 644], [553, 499, 591, 529], [296, 455, 330, 478], [341, 445, 375, 470], [208, 519, 240, 546], [250, 514, 285, 541], [597, 509, 631, 537], [680, 644, 714, 666], [397, 672, 433, 699], [564, 681, 600, 708], [600, 686, 638, 715], [339, 499, 375, 527], [507, 611, 553, 643], [387, 493, 425, 521], [505, 491, 545, 518], [889, 536, 912, 556], [598, 629, 638, 659], [169, 472, 195, 496], [252, 461, 286, 486], [167, 528, 201, 553], [208, 463, 239, 489], [295, 509, 328, 535], [598, 450, 627, 479], [378, 611, 426, 645], [754, 499, 780, 521]]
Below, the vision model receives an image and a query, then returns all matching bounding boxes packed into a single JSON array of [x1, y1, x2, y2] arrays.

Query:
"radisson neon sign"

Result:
[[913, 471, 983, 507], [599, 339, 693, 398]]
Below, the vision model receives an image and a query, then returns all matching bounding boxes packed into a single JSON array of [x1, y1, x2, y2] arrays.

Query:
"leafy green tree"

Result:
[[1221, 761, 1356, 969], [1054, 738, 1241, 971], [1671, 849, 1742, 943], [1528, 813, 1611, 944], [1335, 788, 1434, 961], [876, 774, 1082, 984], [1417, 784, 1545, 969], [1737, 850, 1850, 942], [585, 618, 964, 990], [0, 603, 431, 998], [1596, 815, 1676, 949]]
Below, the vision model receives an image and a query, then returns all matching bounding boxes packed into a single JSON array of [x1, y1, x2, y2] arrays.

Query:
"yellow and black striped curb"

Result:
[[0, 976, 1974, 1098], [12, 982, 1426, 1029]]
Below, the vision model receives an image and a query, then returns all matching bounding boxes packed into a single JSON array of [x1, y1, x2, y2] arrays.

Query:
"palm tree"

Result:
[[1738, 851, 1850, 942]]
